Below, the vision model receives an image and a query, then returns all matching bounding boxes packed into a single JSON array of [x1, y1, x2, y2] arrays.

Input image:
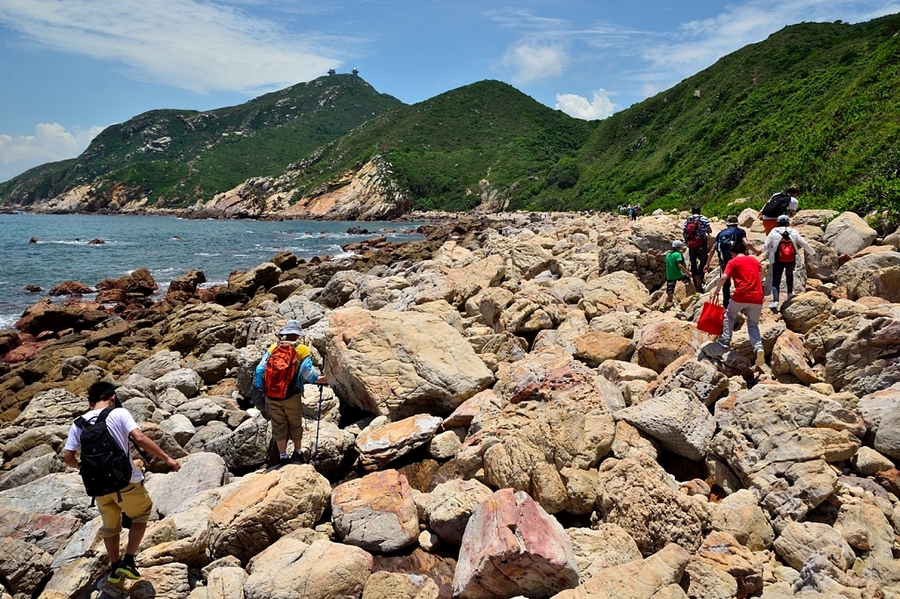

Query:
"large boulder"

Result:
[[636, 319, 706, 373], [579, 271, 650, 317], [424, 479, 495, 545], [596, 454, 709, 555], [205, 465, 331, 563], [834, 251, 900, 301], [144, 452, 228, 519], [452, 488, 579, 599], [458, 348, 615, 514], [355, 415, 443, 471], [825, 317, 900, 395], [119, 267, 158, 295], [245, 536, 372, 599], [709, 384, 860, 527], [614, 388, 716, 460], [325, 308, 494, 418], [331, 470, 419, 553], [823, 212, 877, 256]]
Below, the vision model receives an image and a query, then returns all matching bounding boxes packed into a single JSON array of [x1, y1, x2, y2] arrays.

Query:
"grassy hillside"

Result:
[[517, 14, 900, 218], [277, 80, 596, 212], [0, 75, 402, 207]]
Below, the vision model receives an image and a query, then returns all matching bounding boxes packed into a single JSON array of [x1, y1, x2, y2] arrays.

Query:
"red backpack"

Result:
[[263, 342, 298, 399], [776, 230, 796, 263], [684, 216, 708, 248]]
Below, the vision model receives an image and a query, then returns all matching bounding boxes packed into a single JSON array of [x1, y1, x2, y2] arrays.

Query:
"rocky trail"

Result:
[[1, 207, 900, 599]]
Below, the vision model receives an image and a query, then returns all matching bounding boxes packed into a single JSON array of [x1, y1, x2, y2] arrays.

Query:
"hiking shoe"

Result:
[[115, 561, 141, 581], [289, 451, 305, 465], [754, 347, 766, 368], [769, 301, 779, 310], [107, 561, 122, 584], [716, 337, 730, 349]]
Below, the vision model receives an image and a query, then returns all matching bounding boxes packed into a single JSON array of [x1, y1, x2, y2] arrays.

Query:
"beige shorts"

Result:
[[267, 394, 304, 441], [97, 482, 153, 537]]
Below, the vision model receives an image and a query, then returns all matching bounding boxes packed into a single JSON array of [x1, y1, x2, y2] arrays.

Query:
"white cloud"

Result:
[[0, 123, 104, 182], [501, 42, 569, 84], [0, 0, 342, 94], [555, 89, 616, 120], [636, 0, 900, 96]]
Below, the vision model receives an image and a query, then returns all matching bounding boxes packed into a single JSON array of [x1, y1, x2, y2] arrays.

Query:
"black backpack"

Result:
[[74, 407, 133, 497], [761, 192, 792, 218], [716, 227, 738, 264]]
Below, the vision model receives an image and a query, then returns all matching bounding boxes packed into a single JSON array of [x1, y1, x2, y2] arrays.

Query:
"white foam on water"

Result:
[[0, 313, 19, 330]]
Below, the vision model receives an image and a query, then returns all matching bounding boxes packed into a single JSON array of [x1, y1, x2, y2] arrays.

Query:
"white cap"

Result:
[[279, 320, 303, 336]]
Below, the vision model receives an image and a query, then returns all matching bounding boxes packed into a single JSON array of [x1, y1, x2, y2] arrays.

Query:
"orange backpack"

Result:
[[263, 342, 298, 399]]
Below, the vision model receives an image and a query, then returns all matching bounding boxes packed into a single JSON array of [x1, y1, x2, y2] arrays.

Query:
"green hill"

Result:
[[0, 75, 402, 207], [273, 80, 596, 212], [517, 14, 900, 217]]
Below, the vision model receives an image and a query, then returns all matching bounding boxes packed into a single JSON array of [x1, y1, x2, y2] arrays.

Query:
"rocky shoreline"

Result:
[[1, 208, 900, 599]]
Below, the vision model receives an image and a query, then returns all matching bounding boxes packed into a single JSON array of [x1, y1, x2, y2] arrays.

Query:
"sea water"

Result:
[[0, 213, 426, 330]]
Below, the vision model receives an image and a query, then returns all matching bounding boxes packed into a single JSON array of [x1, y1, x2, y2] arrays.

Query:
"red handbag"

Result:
[[697, 300, 724, 336]]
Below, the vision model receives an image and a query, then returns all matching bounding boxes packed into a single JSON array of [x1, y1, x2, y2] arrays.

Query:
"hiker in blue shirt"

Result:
[[705, 214, 760, 308]]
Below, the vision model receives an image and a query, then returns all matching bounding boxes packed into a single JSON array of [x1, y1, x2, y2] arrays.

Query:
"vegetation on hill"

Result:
[[517, 14, 900, 218], [0, 75, 402, 207], [275, 80, 596, 212]]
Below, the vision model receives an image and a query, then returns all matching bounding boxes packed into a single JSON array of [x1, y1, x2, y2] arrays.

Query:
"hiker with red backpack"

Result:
[[63, 381, 181, 584], [253, 320, 327, 467], [682, 206, 713, 292], [763, 214, 816, 310]]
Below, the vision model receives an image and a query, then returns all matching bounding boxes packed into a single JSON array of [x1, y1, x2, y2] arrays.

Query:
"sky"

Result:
[[1, 0, 899, 183]]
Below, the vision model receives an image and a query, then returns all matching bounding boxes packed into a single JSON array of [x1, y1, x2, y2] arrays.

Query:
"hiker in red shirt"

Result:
[[712, 239, 766, 368]]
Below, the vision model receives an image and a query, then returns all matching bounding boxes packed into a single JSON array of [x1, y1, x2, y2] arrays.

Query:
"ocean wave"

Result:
[[0, 314, 18, 330], [196, 252, 221, 257]]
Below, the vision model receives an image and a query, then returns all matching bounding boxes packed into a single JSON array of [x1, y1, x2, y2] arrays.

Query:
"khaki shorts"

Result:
[[97, 482, 153, 538], [267, 393, 304, 441]]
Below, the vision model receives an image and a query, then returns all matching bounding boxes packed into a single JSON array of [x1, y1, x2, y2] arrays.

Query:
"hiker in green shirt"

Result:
[[658, 240, 696, 310]]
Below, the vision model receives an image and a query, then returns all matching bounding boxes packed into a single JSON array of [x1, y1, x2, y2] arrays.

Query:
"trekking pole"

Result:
[[313, 383, 324, 467]]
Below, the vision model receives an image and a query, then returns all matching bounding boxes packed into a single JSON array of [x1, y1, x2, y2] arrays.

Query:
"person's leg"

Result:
[[688, 247, 703, 291], [103, 535, 121, 563], [785, 263, 795, 296], [744, 303, 765, 367], [722, 272, 732, 308], [719, 300, 741, 346], [282, 394, 305, 462], [771, 262, 784, 305], [267, 400, 290, 458], [126, 522, 147, 556], [763, 219, 776, 235]]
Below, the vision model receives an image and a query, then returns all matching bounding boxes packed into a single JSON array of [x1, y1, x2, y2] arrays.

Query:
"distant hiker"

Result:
[[713, 240, 766, 368], [631, 204, 640, 221], [658, 240, 696, 310], [63, 381, 181, 584], [682, 206, 712, 292], [760, 184, 800, 234], [705, 215, 760, 308], [253, 320, 327, 467], [763, 214, 816, 310]]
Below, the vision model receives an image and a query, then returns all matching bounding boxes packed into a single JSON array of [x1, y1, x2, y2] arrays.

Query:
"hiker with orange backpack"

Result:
[[253, 320, 327, 467], [762, 214, 816, 311]]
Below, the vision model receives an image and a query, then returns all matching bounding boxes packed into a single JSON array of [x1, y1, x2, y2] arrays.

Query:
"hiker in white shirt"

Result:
[[763, 214, 816, 310]]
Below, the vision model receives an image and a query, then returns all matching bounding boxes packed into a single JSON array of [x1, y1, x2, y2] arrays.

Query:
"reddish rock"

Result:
[[874, 468, 900, 495], [197, 285, 221, 302], [22, 284, 42, 293], [96, 288, 126, 303], [0, 508, 81, 556], [87, 238, 105, 245], [48, 280, 93, 296], [14, 299, 107, 335], [271, 251, 298, 271], [28, 237, 38, 244], [167, 269, 206, 295], [94, 278, 123, 291], [453, 488, 579, 599], [119, 267, 158, 295], [4, 341, 46, 363]]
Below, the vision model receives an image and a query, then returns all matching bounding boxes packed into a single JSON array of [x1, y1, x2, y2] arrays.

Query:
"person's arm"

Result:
[[705, 240, 717, 270], [713, 273, 730, 299], [130, 429, 181, 471], [63, 449, 79, 470], [298, 356, 326, 385], [253, 350, 271, 389]]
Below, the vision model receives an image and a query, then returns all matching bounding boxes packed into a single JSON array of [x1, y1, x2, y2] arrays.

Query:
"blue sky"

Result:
[[1, 0, 898, 182]]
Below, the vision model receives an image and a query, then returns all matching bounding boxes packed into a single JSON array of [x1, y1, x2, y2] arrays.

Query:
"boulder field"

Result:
[[1, 208, 900, 599]]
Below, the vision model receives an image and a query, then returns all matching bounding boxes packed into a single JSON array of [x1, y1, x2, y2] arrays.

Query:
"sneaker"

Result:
[[716, 337, 730, 348], [107, 561, 122, 584], [289, 451, 305, 464], [115, 560, 141, 581], [769, 301, 779, 310], [754, 347, 766, 368]]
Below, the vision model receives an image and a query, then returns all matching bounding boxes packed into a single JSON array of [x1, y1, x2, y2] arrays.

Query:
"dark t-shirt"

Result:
[[714, 225, 748, 263]]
